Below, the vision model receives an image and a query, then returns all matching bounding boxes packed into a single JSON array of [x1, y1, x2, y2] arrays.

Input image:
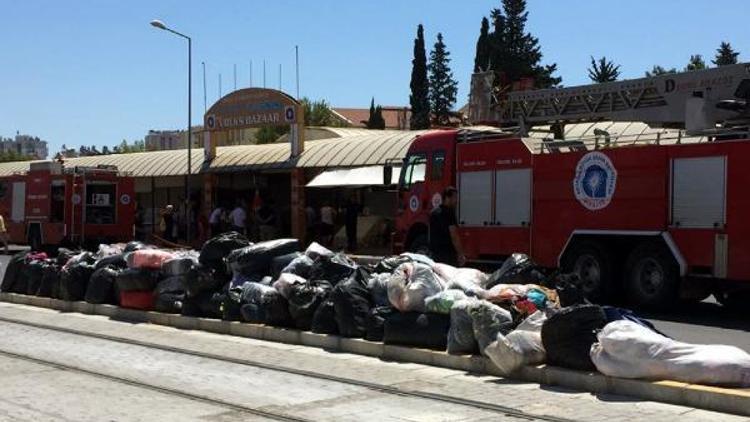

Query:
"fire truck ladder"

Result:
[[470, 63, 750, 136]]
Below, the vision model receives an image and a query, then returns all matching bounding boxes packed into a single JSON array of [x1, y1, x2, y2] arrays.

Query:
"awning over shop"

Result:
[[306, 165, 401, 188]]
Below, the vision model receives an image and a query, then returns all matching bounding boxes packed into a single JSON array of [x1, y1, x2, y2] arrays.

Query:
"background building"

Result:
[[0, 133, 48, 159], [332, 107, 411, 130]]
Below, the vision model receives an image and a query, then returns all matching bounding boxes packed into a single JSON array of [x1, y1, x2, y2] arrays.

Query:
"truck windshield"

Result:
[[399, 153, 427, 190]]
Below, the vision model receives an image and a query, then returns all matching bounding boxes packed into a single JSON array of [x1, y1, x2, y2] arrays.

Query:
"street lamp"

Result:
[[150, 19, 193, 244]]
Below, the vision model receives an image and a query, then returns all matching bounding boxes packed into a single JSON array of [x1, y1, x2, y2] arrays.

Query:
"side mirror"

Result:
[[383, 165, 393, 185]]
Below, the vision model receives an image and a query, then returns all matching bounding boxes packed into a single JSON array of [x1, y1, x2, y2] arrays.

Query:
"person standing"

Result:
[[257, 201, 277, 240], [209, 205, 225, 237], [319, 202, 336, 247], [161, 205, 175, 242], [429, 187, 465, 266], [345, 194, 362, 252], [228, 200, 247, 235], [305, 203, 317, 242]]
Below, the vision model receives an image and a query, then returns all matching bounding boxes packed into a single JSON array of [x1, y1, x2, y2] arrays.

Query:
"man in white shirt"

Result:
[[209, 205, 225, 237], [228, 201, 247, 234], [319, 202, 336, 246]]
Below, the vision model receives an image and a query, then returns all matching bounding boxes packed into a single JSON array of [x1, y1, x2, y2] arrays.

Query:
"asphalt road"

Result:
[[0, 251, 747, 352]]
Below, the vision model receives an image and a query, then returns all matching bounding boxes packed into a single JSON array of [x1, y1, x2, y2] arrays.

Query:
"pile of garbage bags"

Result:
[[3, 240, 749, 388]]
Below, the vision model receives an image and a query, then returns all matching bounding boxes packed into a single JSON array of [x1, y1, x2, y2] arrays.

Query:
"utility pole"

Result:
[[295, 46, 300, 99], [202, 61, 207, 113]]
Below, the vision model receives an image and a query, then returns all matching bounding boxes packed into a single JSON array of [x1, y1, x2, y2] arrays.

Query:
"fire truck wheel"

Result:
[[625, 243, 679, 308], [407, 234, 430, 255], [562, 242, 612, 302]]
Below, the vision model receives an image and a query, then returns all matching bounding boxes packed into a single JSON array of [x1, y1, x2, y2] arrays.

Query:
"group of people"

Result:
[[305, 194, 362, 252], [208, 199, 279, 241]]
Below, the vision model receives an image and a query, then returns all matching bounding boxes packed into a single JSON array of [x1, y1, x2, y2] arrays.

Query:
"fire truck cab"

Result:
[[395, 64, 750, 307], [0, 161, 136, 249]]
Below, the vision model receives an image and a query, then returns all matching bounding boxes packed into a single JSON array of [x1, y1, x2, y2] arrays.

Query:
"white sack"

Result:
[[485, 311, 547, 376], [591, 320, 750, 387], [387, 262, 444, 312]]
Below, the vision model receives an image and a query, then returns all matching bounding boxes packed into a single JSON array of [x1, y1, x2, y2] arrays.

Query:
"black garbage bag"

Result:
[[270, 252, 302, 280], [332, 270, 372, 338], [485, 253, 545, 290], [155, 292, 185, 314], [383, 312, 450, 350], [59, 262, 96, 301], [311, 298, 338, 335], [1, 252, 28, 292], [200, 231, 251, 270], [85, 266, 121, 304], [308, 253, 357, 284], [161, 257, 198, 277], [221, 284, 243, 322], [183, 264, 222, 298], [240, 288, 294, 327], [281, 255, 315, 279], [155, 276, 185, 295], [115, 268, 160, 292], [287, 280, 332, 330], [364, 306, 396, 342], [226, 239, 301, 277], [373, 255, 412, 274], [181, 290, 224, 319], [553, 273, 588, 307], [24, 260, 49, 296], [37, 264, 61, 298], [541, 304, 607, 371], [94, 253, 127, 271], [124, 241, 149, 253], [56, 248, 78, 267]]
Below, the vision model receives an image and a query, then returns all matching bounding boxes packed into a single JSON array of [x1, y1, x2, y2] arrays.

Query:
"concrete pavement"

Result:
[[0, 302, 746, 421]]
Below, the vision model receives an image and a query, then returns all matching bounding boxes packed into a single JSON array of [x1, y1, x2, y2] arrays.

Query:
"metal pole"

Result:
[[249, 60, 253, 87], [263, 60, 266, 88], [233, 63, 237, 90], [279, 64, 282, 91], [295, 46, 300, 99], [187, 36, 192, 244], [202, 61, 207, 113], [218, 74, 222, 99]]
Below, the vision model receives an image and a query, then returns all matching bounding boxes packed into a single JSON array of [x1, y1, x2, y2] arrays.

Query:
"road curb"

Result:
[[2, 292, 749, 417]]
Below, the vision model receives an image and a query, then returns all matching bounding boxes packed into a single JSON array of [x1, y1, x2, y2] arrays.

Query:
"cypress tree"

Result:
[[428, 33, 458, 126], [713, 42, 740, 66], [487, 0, 560, 88], [473, 17, 491, 72], [409, 24, 430, 130], [367, 98, 386, 130]]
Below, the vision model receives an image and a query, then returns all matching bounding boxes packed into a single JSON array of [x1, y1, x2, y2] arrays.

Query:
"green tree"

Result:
[[487, 0, 560, 88], [409, 24, 430, 130], [366, 98, 386, 129], [428, 33, 458, 126], [713, 42, 740, 66], [473, 17, 491, 72], [645, 65, 677, 77], [685, 54, 706, 71], [255, 126, 287, 144], [588, 56, 620, 83], [300, 97, 343, 127]]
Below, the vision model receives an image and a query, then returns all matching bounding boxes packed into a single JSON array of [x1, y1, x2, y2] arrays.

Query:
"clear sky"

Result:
[[1, 0, 748, 154]]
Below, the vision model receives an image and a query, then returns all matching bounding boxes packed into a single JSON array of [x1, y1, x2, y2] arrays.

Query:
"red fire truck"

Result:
[[394, 64, 750, 307], [0, 161, 136, 250]]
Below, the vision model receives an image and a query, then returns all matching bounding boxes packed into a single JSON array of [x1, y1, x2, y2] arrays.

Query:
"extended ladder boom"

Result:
[[469, 63, 750, 135]]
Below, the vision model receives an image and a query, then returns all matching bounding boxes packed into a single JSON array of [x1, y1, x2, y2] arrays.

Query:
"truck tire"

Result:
[[407, 234, 430, 255], [562, 242, 612, 303], [625, 242, 679, 308]]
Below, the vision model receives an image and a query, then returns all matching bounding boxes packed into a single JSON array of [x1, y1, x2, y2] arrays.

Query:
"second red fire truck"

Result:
[[394, 63, 750, 307]]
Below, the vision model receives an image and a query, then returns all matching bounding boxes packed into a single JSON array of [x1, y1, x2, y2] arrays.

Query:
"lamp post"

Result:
[[150, 19, 192, 244]]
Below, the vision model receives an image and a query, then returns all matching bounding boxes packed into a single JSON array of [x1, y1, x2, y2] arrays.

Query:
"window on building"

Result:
[[50, 182, 65, 223]]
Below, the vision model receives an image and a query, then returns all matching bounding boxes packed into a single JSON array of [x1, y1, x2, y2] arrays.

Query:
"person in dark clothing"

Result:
[[345, 194, 362, 252], [429, 187, 465, 266], [161, 205, 175, 242]]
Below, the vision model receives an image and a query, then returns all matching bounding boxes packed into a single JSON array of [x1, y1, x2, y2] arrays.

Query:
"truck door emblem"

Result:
[[573, 152, 617, 211], [409, 195, 420, 212]]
